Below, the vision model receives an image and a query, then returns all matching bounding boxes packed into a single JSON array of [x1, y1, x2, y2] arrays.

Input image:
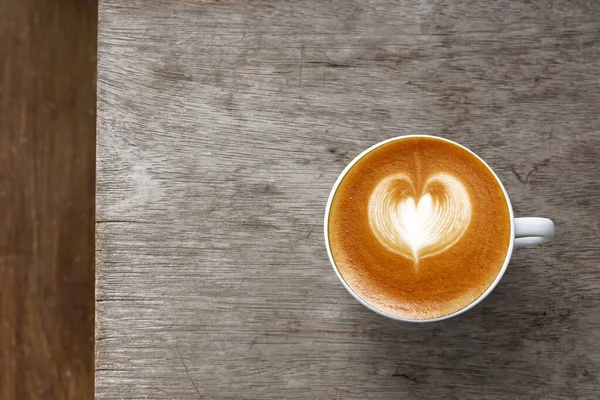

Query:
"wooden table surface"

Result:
[[96, 0, 600, 398]]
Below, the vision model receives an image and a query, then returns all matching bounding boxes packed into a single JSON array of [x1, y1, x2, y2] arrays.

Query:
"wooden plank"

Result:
[[96, 0, 600, 398], [0, 0, 97, 398]]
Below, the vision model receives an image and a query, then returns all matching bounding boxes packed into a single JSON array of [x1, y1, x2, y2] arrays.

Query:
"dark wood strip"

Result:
[[0, 0, 97, 398]]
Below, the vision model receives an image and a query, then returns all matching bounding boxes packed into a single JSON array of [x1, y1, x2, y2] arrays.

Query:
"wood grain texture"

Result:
[[0, 0, 97, 398], [97, 0, 600, 398]]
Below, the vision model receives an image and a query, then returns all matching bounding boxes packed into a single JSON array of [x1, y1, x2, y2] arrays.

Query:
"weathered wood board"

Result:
[[97, 0, 600, 398]]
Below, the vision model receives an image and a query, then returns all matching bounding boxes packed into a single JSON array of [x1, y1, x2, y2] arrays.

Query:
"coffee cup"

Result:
[[324, 135, 554, 322]]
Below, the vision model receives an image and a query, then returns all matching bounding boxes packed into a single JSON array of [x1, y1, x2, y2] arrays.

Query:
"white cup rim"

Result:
[[323, 135, 516, 322]]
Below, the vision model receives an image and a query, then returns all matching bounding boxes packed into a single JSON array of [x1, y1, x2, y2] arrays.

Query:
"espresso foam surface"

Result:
[[328, 137, 511, 320]]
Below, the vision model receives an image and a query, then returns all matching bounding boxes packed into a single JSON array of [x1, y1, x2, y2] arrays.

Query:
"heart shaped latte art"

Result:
[[368, 173, 472, 267]]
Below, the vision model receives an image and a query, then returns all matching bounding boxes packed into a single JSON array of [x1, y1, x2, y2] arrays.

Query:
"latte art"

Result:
[[368, 173, 472, 266]]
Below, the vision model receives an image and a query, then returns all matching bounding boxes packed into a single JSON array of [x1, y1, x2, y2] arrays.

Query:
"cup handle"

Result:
[[514, 217, 555, 248]]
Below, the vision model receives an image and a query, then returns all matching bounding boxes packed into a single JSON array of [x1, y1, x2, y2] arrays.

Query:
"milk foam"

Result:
[[368, 172, 472, 267]]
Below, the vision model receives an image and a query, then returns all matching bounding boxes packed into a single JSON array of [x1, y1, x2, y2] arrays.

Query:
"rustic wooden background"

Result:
[[0, 0, 96, 398], [97, 0, 600, 398]]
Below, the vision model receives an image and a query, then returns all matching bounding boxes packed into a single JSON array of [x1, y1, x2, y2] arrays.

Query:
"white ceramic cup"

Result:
[[324, 135, 555, 322]]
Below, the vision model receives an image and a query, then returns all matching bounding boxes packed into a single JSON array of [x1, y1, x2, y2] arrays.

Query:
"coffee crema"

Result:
[[327, 136, 511, 320]]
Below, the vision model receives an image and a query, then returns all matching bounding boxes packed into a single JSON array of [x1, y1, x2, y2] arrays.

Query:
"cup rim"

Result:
[[323, 135, 515, 323]]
